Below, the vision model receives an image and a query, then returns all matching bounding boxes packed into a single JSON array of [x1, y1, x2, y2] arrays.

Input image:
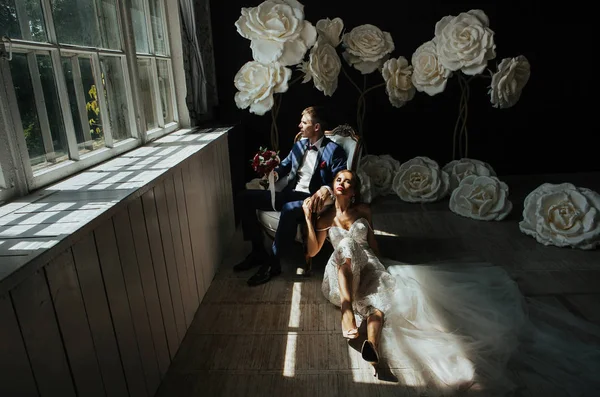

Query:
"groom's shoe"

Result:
[[233, 251, 266, 272], [247, 263, 281, 286]]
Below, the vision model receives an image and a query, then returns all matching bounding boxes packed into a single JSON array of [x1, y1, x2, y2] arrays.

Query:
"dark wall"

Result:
[[210, 0, 596, 180]]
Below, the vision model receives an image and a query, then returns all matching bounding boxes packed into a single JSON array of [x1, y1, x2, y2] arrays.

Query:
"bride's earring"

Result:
[[351, 196, 355, 204]]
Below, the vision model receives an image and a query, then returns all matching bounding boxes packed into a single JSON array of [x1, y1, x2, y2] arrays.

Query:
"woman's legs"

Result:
[[366, 309, 384, 351], [338, 258, 358, 338], [362, 309, 384, 374]]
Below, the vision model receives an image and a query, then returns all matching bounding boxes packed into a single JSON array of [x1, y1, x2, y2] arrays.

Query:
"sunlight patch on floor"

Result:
[[374, 229, 399, 237], [283, 282, 302, 377]]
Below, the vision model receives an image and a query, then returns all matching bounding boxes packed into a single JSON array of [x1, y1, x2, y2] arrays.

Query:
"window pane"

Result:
[[156, 60, 173, 123], [137, 58, 157, 130], [131, 0, 150, 54], [60, 58, 84, 151], [9, 54, 43, 162], [148, 0, 167, 55], [38, 54, 69, 164], [51, 0, 101, 47], [61, 56, 106, 155], [10, 53, 69, 170], [98, 0, 121, 49], [0, 0, 47, 42], [100, 56, 132, 142], [80, 56, 106, 149]]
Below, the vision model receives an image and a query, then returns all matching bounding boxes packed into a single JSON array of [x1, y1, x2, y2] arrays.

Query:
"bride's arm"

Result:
[[303, 198, 330, 258], [363, 206, 381, 257]]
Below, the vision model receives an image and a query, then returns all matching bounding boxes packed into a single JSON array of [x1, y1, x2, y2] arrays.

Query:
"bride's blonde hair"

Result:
[[333, 169, 361, 204]]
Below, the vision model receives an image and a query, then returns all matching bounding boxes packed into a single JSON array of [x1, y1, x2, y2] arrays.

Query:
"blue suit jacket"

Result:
[[274, 137, 348, 194]]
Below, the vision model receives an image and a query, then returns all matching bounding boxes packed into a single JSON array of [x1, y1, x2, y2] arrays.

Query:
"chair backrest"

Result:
[[294, 124, 362, 171]]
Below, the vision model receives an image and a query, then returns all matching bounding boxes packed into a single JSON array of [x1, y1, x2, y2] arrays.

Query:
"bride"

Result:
[[302, 169, 600, 396]]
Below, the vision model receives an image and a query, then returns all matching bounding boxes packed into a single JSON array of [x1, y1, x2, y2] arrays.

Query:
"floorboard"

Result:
[[156, 173, 600, 397]]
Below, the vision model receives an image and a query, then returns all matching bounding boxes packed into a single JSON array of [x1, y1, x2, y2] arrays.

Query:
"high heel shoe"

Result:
[[361, 340, 380, 376], [342, 328, 359, 339]]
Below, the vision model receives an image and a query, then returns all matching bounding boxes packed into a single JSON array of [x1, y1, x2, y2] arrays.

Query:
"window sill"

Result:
[[146, 122, 180, 142], [0, 126, 233, 294], [30, 138, 141, 191]]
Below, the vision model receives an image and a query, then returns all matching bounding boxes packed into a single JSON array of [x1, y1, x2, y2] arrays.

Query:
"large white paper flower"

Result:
[[342, 24, 395, 74], [489, 55, 531, 109], [316, 17, 344, 47], [359, 154, 400, 197], [434, 9, 496, 75], [519, 183, 600, 250], [442, 158, 497, 191], [411, 39, 452, 96], [299, 41, 341, 96], [393, 156, 450, 203], [449, 175, 512, 221], [381, 57, 416, 108], [235, 0, 317, 66], [234, 61, 291, 115]]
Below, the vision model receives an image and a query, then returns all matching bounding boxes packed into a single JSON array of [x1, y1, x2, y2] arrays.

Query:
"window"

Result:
[[131, 0, 178, 137], [0, 0, 185, 202]]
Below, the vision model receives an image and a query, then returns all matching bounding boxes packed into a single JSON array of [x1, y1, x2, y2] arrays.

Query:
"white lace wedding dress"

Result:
[[321, 217, 600, 396]]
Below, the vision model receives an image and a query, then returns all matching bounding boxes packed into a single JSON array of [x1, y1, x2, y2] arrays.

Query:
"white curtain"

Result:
[[178, 0, 208, 116]]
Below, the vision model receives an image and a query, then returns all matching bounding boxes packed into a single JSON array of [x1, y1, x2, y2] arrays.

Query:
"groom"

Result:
[[235, 106, 348, 286]]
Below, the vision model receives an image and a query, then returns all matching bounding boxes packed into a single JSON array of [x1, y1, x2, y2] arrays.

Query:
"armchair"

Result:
[[256, 124, 362, 274]]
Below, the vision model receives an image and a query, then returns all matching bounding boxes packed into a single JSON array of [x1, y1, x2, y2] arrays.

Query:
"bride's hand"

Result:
[[302, 198, 312, 218]]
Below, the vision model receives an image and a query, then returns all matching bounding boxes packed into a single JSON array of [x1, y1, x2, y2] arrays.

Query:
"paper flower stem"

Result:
[[289, 74, 304, 86], [268, 74, 303, 151], [452, 73, 471, 159], [270, 94, 282, 151], [361, 82, 385, 98], [339, 64, 385, 152], [340, 63, 363, 95]]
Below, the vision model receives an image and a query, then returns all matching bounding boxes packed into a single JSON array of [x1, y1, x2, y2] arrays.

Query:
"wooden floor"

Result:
[[155, 172, 600, 397]]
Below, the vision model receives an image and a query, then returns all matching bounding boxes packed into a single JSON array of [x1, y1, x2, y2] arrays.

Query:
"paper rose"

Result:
[[299, 41, 341, 96], [443, 158, 497, 191], [381, 57, 416, 108], [434, 9, 496, 75], [359, 154, 400, 197], [316, 17, 344, 47], [519, 183, 600, 250], [234, 61, 291, 115], [235, 0, 317, 66], [411, 39, 452, 96], [489, 55, 531, 109], [342, 24, 395, 74], [392, 156, 450, 203], [449, 175, 512, 221]]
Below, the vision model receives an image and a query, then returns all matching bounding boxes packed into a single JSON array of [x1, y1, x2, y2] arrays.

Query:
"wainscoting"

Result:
[[0, 128, 235, 397]]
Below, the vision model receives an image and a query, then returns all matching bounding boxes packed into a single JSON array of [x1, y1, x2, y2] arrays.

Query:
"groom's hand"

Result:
[[310, 186, 331, 213]]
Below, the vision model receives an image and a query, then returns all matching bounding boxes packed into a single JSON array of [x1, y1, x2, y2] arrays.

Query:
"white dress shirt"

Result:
[[294, 136, 324, 193]]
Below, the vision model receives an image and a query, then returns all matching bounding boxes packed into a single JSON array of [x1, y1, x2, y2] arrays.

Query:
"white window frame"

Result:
[[0, 0, 190, 202], [133, 0, 180, 141]]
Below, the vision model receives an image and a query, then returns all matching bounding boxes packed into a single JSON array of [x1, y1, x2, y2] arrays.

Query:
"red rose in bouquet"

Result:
[[251, 147, 280, 177]]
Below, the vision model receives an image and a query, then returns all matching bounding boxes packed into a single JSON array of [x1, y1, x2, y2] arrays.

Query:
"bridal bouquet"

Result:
[[251, 146, 280, 177], [251, 146, 280, 210]]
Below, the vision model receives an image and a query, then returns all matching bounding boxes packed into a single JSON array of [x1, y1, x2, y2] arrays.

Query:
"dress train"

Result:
[[321, 218, 600, 396]]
